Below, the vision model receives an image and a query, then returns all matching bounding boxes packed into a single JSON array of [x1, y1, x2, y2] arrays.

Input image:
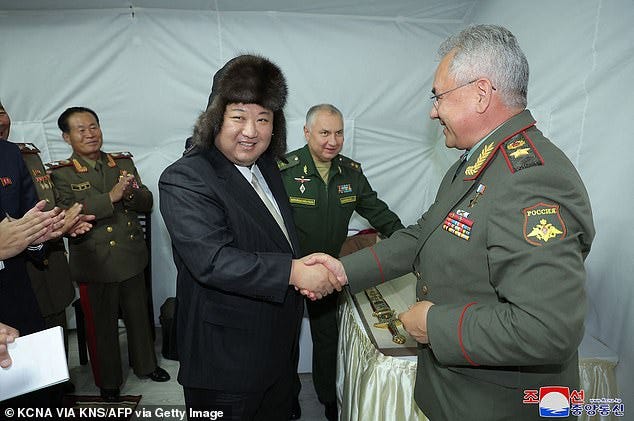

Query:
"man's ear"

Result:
[[62, 132, 71, 145], [303, 126, 310, 142], [475, 78, 494, 114]]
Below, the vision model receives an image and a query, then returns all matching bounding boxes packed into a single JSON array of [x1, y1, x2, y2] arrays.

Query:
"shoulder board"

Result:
[[46, 159, 73, 170], [499, 132, 544, 174], [109, 151, 134, 159], [16, 143, 41, 154], [277, 154, 301, 171], [336, 155, 362, 172]]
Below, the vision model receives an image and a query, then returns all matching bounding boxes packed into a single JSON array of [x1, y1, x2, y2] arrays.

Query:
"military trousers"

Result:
[[306, 291, 340, 404], [79, 272, 157, 389]]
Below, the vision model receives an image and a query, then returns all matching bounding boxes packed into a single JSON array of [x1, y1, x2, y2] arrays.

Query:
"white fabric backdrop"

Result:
[[0, 0, 631, 406]]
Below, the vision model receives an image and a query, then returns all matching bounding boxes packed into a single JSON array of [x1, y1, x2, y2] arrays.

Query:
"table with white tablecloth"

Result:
[[336, 275, 619, 421]]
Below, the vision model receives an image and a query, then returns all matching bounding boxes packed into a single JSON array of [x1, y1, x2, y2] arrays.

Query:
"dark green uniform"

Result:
[[48, 151, 156, 390], [341, 110, 595, 420], [17, 143, 74, 350], [279, 144, 403, 405]]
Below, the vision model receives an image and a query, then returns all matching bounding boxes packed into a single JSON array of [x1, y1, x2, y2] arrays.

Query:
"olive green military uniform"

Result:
[[279, 144, 403, 405], [17, 143, 75, 351], [341, 110, 595, 420], [48, 151, 157, 390]]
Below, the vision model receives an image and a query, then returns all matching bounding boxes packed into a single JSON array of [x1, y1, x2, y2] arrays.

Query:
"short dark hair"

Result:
[[57, 106, 100, 133]]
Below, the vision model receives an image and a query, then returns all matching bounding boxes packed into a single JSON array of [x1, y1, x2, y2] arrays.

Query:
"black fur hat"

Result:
[[191, 54, 288, 159]]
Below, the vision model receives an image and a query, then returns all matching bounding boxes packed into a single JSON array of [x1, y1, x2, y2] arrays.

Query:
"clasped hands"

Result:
[[109, 171, 136, 203], [0, 200, 95, 259], [289, 253, 348, 300]]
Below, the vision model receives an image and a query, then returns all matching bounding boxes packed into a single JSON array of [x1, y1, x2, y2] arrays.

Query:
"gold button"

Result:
[[414, 271, 421, 279], [106, 226, 113, 233], [43, 259, 49, 266], [421, 285, 429, 295], [45, 198, 50, 203], [129, 234, 135, 240], [127, 221, 132, 227], [124, 210, 128, 214], [109, 240, 116, 247]]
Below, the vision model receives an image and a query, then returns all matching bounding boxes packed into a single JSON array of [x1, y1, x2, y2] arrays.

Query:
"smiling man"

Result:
[[49, 106, 169, 402], [279, 104, 403, 420], [159, 55, 344, 420], [306, 25, 595, 420]]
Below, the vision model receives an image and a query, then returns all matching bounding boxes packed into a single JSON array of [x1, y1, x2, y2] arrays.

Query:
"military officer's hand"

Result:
[[109, 172, 134, 203], [62, 203, 96, 237], [0, 322, 19, 368], [398, 301, 434, 344]]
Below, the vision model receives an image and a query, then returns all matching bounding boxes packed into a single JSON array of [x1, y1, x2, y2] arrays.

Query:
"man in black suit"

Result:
[[159, 55, 343, 420]]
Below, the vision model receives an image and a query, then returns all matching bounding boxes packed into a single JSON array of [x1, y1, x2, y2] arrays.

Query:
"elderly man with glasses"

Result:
[[305, 24, 595, 421]]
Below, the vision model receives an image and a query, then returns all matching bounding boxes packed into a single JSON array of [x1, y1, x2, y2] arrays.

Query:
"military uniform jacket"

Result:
[[341, 110, 595, 420], [48, 151, 152, 284], [17, 142, 74, 316], [279, 145, 403, 257]]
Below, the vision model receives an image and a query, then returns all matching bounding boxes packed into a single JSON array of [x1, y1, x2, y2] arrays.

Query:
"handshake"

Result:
[[289, 253, 348, 300]]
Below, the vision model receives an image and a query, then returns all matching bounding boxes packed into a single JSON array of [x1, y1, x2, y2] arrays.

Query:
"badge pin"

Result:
[[468, 184, 486, 208]]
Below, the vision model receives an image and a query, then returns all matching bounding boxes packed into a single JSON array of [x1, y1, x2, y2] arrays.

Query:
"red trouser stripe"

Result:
[[79, 283, 102, 386]]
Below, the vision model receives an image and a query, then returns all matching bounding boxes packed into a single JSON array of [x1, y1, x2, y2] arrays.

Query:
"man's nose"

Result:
[[242, 120, 257, 137], [429, 104, 439, 120]]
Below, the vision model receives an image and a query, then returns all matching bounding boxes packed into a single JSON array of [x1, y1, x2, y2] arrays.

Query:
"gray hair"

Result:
[[439, 24, 529, 109], [305, 104, 343, 128]]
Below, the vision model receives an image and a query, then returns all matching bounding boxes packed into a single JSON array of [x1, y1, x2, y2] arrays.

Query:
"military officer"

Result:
[[279, 104, 403, 420], [306, 25, 595, 421], [49, 106, 169, 402]]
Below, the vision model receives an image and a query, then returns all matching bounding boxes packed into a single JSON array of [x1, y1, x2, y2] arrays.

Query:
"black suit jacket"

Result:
[[0, 141, 45, 334], [159, 145, 303, 392]]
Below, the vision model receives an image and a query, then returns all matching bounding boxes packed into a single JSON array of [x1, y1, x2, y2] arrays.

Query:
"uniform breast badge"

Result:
[[468, 183, 486, 208], [294, 176, 311, 194], [443, 209, 473, 240], [337, 183, 352, 194], [0, 177, 12, 187]]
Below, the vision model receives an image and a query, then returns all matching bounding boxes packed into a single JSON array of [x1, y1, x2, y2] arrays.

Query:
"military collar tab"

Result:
[[463, 121, 536, 181]]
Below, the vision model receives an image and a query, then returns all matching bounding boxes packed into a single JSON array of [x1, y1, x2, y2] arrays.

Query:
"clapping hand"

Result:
[[62, 202, 95, 237]]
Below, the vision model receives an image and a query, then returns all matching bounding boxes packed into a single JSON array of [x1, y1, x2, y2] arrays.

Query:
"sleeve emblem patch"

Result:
[[523, 202, 567, 245]]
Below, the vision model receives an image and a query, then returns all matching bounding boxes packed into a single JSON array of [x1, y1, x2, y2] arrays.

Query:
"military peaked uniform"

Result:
[[17, 143, 75, 350], [48, 151, 157, 390], [279, 144, 403, 405], [341, 110, 595, 421]]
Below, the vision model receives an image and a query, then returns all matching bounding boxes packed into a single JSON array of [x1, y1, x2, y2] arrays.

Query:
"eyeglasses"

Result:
[[430, 79, 478, 108]]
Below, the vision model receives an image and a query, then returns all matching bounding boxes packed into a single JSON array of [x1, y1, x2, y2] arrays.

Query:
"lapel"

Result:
[[412, 110, 537, 256], [205, 147, 295, 254]]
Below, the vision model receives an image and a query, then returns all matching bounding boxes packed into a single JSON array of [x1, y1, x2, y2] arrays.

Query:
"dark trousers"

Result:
[[305, 292, 339, 404], [184, 375, 292, 421], [79, 272, 157, 389]]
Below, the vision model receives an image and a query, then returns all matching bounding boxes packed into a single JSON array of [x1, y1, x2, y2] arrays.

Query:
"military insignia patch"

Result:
[[337, 184, 352, 194], [501, 133, 543, 173], [340, 195, 356, 204], [290, 197, 316, 206], [523, 202, 566, 246], [294, 177, 311, 194], [72, 159, 88, 173], [71, 181, 91, 191], [1, 177, 12, 187]]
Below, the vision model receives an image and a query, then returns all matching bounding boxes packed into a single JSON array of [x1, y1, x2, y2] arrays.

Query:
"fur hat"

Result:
[[191, 54, 288, 159]]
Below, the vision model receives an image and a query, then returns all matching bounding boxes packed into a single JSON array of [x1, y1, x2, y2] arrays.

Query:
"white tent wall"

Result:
[[1, 0, 631, 405]]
